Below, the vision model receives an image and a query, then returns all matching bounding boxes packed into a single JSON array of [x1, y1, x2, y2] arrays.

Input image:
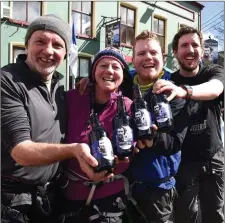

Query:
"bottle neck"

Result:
[[133, 84, 143, 100], [153, 93, 167, 103], [117, 95, 126, 115], [91, 113, 101, 129]]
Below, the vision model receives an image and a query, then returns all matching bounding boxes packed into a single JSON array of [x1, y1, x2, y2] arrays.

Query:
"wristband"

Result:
[[180, 85, 193, 99]]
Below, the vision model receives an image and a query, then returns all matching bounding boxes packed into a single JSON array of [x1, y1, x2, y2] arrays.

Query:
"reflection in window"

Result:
[[71, 1, 92, 36], [13, 46, 25, 63], [12, 2, 41, 23], [153, 17, 165, 53], [120, 5, 135, 46]]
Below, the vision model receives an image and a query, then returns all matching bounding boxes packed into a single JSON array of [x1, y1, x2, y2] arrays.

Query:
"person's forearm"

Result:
[[182, 79, 224, 101], [11, 140, 77, 166]]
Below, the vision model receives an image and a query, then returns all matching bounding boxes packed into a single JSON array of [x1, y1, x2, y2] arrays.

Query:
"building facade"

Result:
[[1, 1, 204, 89]]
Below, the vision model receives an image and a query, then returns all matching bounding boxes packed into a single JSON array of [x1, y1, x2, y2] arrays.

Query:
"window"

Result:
[[13, 46, 25, 63], [12, 2, 41, 23], [153, 17, 166, 53], [71, 1, 92, 36], [69, 56, 91, 88], [120, 5, 135, 46]]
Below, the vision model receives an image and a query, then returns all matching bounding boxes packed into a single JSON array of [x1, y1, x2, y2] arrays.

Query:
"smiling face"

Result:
[[133, 38, 164, 85], [94, 57, 124, 96], [25, 30, 66, 80], [174, 33, 203, 76]]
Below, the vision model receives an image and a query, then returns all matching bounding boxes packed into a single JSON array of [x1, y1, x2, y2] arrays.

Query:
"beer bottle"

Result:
[[89, 113, 115, 173], [113, 95, 134, 160], [131, 84, 153, 140], [151, 93, 174, 132]]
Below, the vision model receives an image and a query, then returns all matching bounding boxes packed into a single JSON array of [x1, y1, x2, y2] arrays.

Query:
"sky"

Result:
[[199, 1, 224, 51]]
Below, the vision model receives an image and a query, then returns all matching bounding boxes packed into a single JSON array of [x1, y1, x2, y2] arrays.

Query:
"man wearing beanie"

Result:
[[1, 14, 104, 223]]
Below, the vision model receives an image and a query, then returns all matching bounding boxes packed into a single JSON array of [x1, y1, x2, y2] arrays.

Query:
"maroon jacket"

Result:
[[62, 89, 132, 201]]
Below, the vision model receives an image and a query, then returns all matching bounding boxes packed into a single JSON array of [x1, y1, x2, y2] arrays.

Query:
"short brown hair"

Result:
[[172, 26, 203, 52], [133, 30, 162, 57]]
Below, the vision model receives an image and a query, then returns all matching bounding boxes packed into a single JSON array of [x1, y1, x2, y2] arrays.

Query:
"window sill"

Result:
[[120, 43, 133, 49], [77, 34, 97, 40], [3, 18, 29, 27]]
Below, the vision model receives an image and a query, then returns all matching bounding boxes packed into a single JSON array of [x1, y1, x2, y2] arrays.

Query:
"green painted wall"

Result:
[[1, 22, 27, 67], [1, 1, 203, 83]]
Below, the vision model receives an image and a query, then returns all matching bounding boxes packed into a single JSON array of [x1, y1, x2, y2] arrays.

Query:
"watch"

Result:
[[180, 85, 193, 99]]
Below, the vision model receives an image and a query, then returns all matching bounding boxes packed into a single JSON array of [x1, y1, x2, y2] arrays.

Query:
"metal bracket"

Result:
[[100, 16, 121, 28]]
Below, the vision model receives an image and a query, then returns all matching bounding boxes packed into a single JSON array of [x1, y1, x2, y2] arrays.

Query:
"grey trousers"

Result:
[[174, 149, 224, 223], [128, 186, 177, 223]]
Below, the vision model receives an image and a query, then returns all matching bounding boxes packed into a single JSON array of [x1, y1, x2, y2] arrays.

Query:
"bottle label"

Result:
[[154, 102, 172, 123], [134, 109, 151, 130], [92, 137, 114, 161], [116, 126, 133, 150]]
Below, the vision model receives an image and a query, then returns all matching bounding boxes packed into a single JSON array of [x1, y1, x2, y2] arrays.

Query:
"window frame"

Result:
[[120, 3, 136, 48], [70, 1, 94, 39], [10, 43, 25, 63], [153, 15, 167, 54], [8, 1, 43, 26], [69, 55, 92, 89]]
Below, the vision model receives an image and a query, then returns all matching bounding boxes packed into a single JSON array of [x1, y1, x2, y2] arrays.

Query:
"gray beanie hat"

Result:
[[25, 14, 72, 55]]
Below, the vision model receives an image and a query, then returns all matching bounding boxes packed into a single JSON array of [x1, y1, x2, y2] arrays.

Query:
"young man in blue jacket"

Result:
[[123, 30, 193, 223]]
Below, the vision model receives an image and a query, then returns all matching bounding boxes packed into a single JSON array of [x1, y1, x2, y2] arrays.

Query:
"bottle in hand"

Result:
[[151, 93, 174, 132], [131, 84, 153, 140], [89, 113, 115, 173], [113, 95, 134, 160]]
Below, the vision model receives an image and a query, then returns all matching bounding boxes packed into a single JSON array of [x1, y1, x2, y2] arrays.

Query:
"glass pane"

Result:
[[158, 35, 165, 52], [120, 6, 126, 24], [127, 27, 135, 45], [77, 60, 80, 76], [72, 1, 81, 11], [120, 24, 126, 44], [13, 48, 25, 63], [3, 2, 10, 7], [127, 9, 134, 27], [80, 58, 89, 77], [72, 12, 81, 34], [12, 2, 26, 21], [27, 2, 41, 23], [82, 1, 91, 14], [158, 19, 164, 35], [81, 14, 91, 35], [153, 18, 158, 33]]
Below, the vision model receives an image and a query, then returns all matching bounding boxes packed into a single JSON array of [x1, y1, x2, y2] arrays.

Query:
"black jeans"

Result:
[[1, 182, 59, 223], [57, 191, 129, 223], [128, 186, 177, 223], [174, 149, 224, 223]]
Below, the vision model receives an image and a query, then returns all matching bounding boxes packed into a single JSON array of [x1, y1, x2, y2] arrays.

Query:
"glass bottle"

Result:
[[113, 95, 134, 160], [152, 93, 174, 132], [131, 84, 153, 140], [89, 113, 115, 173]]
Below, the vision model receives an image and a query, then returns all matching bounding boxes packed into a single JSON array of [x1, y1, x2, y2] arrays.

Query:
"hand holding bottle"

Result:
[[75, 143, 114, 182], [133, 124, 158, 153], [152, 79, 178, 101]]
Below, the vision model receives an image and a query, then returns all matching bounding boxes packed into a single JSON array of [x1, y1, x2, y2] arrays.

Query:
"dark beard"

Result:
[[177, 59, 199, 72]]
